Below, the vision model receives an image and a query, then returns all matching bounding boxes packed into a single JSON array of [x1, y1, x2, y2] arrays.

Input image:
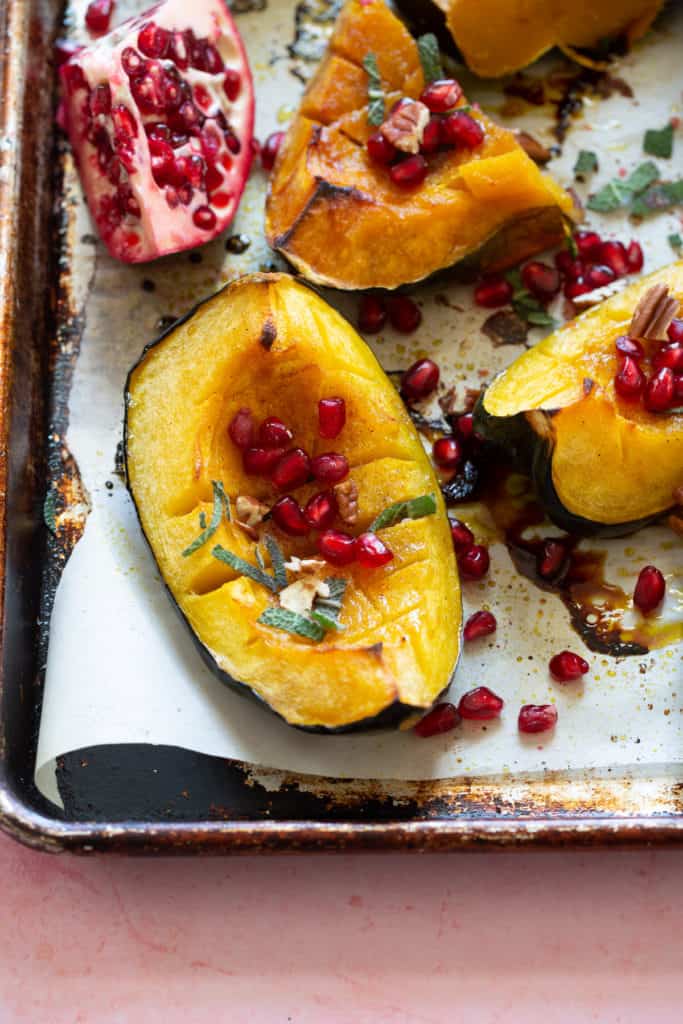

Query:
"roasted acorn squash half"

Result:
[[265, 0, 575, 291], [474, 262, 683, 537], [396, 0, 663, 76], [125, 274, 461, 731]]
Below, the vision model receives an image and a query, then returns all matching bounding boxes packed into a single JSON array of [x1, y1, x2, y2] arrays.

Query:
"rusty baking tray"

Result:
[[1, 0, 683, 853]]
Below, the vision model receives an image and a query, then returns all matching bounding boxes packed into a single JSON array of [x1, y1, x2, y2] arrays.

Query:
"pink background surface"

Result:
[[1, 835, 682, 1022]]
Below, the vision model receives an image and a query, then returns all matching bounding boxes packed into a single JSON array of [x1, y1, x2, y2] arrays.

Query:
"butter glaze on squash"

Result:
[[265, 0, 575, 291], [125, 274, 461, 730]]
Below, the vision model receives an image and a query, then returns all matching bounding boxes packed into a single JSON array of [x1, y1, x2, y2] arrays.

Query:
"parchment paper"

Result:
[[35, 0, 683, 806]]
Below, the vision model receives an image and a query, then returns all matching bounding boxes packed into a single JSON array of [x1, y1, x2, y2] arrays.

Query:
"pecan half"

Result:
[[513, 130, 552, 165], [629, 284, 679, 340], [334, 479, 359, 525], [381, 100, 429, 154]]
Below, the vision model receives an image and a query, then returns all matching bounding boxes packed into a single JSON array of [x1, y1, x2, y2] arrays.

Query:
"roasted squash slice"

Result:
[[474, 262, 683, 536], [125, 274, 461, 731], [265, 0, 575, 291], [397, 0, 663, 76]]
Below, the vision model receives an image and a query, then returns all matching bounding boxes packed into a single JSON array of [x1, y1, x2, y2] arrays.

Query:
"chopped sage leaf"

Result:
[[182, 480, 231, 557], [643, 123, 674, 159], [526, 310, 556, 327], [631, 179, 683, 217], [363, 52, 385, 127], [370, 493, 437, 532], [310, 609, 345, 632], [587, 161, 659, 213], [625, 161, 661, 194], [212, 545, 278, 592], [312, 576, 348, 631], [566, 234, 579, 259], [264, 532, 287, 591], [573, 150, 598, 178], [669, 232, 683, 251], [417, 33, 442, 84], [199, 511, 207, 529], [258, 607, 326, 642]]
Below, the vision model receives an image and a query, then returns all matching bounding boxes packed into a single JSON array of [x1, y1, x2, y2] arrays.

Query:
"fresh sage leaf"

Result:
[[182, 480, 231, 557], [258, 607, 326, 642], [370, 493, 437, 532], [312, 577, 348, 631], [573, 150, 598, 178], [363, 52, 385, 127], [587, 161, 660, 213], [264, 532, 288, 591], [212, 545, 279, 592], [631, 179, 683, 217], [416, 33, 443, 84], [643, 123, 674, 159]]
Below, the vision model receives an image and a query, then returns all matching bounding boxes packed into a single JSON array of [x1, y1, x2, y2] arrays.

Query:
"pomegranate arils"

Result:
[[458, 544, 490, 580], [668, 318, 683, 344], [356, 532, 394, 568], [401, 358, 439, 401], [414, 702, 460, 738], [258, 417, 293, 449], [521, 261, 560, 301], [615, 335, 644, 360], [555, 251, 584, 280], [564, 276, 590, 300], [243, 446, 284, 476], [463, 610, 497, 642], [138, 22, 171, 58], [89, 84, 112, 117], [311, 453, 349, 485], [193, 206, 217, 231], [318, 398, 346, 439], [261, 131, 284, 172], [271, 448, 311, 491], [549, 650, 589, 682], [474, 276, 513, 308], [304, 491, 337, 531], [614, 355, 645, 399], [85, 0, 114, 35], [633, 565, 665, 615], [574, 230, 602, 262], [223, 69, 241, 102], [518, 704, 557, 734], [456, 413, 474, 440], [389, 155, 428, 188], [643, 367, 675, 412], [433, 436, 462, 470], [458, 686, 503, 721], [420, 78, 462, 113], [358, 294, 387, 334], [229, 407, 255, 449], [367, 131, 397, 165], [598, 240, 629, 278], [626, 240, 644, 273], [537, 539, 568, 582], [653, 343, 683, 373], [420, 118, 442, 155], [585, 264, 616, 289], [271, 497, 310, 537], [318, 529, 356, 566], [441, 111, 484, 148], [387, 295, 422, 333], [449, 518, 474, 551]]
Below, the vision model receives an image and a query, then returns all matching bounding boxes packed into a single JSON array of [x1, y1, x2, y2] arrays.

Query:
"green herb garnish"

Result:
[[199, 511, 207, 529], [504, 269, 557, 329], [363, 53, 385, 127], [212, 545, 279, 592], [566, 234, 579, 259], [643, 123, 674, 159], [264, 533, 287, 591], [416, 33, 442, 84], [587, 161, 659, 213], [257, 607, 326, 642], [182, 480, 231, 557], [370, 493, 437, 532], [573, 150, 598, 178], [526, 309, 557, 326], [669, 232, 683, 252], [311, 577, 348, 632], [631, 179, 683, 217]]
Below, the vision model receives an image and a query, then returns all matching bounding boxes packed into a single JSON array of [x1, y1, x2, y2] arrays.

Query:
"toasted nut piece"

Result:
[[334, 479, 359, 525], [630, 284, 679, 340], [381, 100, 430, 154]]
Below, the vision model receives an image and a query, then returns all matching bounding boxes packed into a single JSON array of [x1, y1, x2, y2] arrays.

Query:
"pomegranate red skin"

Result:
[[420, 79, 463, 113], [355, 532, 394, 568], [304, 491, 337, 530], [60, 0, 255, 263], [549, 650, 589, 682], [463, 609, 497, 642], [261, 131, 285, 172], [401, 358, 439, 401], [358, 294, 387, 334], [318, 398, 346, 439], [317, 529, 356, 566], [229, 407, 255, 449], [633, 565, 665, 615], [387, 295, 422, 334], [518, 704, 558, 734], [366, 131, 397, 165], [310, 453, 350, 485], [449, 518, 474, 551], [474, 276, 513, 308], [521, 261, 560, 301], [258, 416, 294, 449], [271, 448, 312, 491], [458, 686, 504, 720], [414, 702, 460, 738], [458, 544, 490, 580], [433, 436, 463, 470], [668, 318, 683, 344], [389, 155, 428, 189], [271, 497, 310, 537]]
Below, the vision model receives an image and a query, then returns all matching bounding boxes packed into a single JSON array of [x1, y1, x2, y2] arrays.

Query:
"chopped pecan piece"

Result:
[[381, 100, 430, 154], [279, 576, 330, 616], [334, 479, 359, 525], [235, 495, 269, 538], [629, 284, 679, 340]]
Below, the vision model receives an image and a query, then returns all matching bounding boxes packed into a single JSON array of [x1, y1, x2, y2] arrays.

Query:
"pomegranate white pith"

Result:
[[60, 0, 254, 263]]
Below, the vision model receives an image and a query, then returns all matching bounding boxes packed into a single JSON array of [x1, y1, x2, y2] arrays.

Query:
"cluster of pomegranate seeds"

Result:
[[557, 232, 643, 301], [414, 702, 460, 738], [463, 609, 497, 642], [261, 131, 284, 172], [85, 0, 114, 34], [458, 686, 503, 720], [518, 704, 558, 734], [633, 565, 666, 615], [366, 79, 485, 189], [549, 650, 590, 682], [612, 316, 683, 412], [401, 358, 439, 400], [357, 294, 422, 335]]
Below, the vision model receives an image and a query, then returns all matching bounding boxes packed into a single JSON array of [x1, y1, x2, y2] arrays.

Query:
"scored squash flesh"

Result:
[[125, 274, 461, 730], [474, 262, 683, 535], [265, 0, 575, 291]]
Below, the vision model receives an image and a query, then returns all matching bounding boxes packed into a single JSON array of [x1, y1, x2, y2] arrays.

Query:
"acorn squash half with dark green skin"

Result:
[[124, 273, 461, 731], [474, 262, 683, 537]]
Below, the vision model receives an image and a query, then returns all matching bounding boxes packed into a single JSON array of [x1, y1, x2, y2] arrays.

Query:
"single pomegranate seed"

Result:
[[229, 408, 255, 449], [261, 131, 284, 171], [194, 83, 212, 110], [414, 702, 460, 737], [420, 78, 463, 113], [271, 496, 310, 537], [626, 240, 644, 273], [304, 491, 337, 530], [420, 117, 442, 155], [243, 446, 285, 476], [667, 318, 683, 344], [387, 295, 422, 333], [458, 544, 490, 580], [356, 532, 394, 568], [549, 650, 589, 682], [223, 69, 241, 102], [146, 121, 171, 141], [643, 367, 675, 412], [258, 417, 293, 449], [311, 453, 349, 485], [193, 206, 217, 231], [89, 84, 112, 117], [149, 138, 175, 186], [366, 132, 397, 165], [389, 155, 428, 188], [358, 294, 387, 333], [598, 240, 629, 278], [401, 358, 439, 401], [55, 38, 83, 67], [521, 261, 560, 301], [205, 163, 224, 193], [441, 111, 484, 148], [554, 251, 584, 280], [318, 398, 346, 439], [537, 539, 568, 582], [463, 609, 497, 642], [474, 276, 513, 308], [433, 436, 463, 470], [633, 565, 665, 615], [85, 0, 114, 34], [121, 46, 144, 76], [449, 518, 474, 551], [564, 276, 590, 299], [458, 686, 503, 720], [456, 413, 474, 439], [653, 343, 683, 373], [518, 704, 558, 734], [614, 355, 645, 400], [574, 230, 602, 262], [318, 529, 356, 566], [62, 63, 87, 93], [138, 22, 170, 58], [111, 104, 138, 139], [585, 264, 616, 289], [615, 335, 645, 360], [271, 448, 311, 491]]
